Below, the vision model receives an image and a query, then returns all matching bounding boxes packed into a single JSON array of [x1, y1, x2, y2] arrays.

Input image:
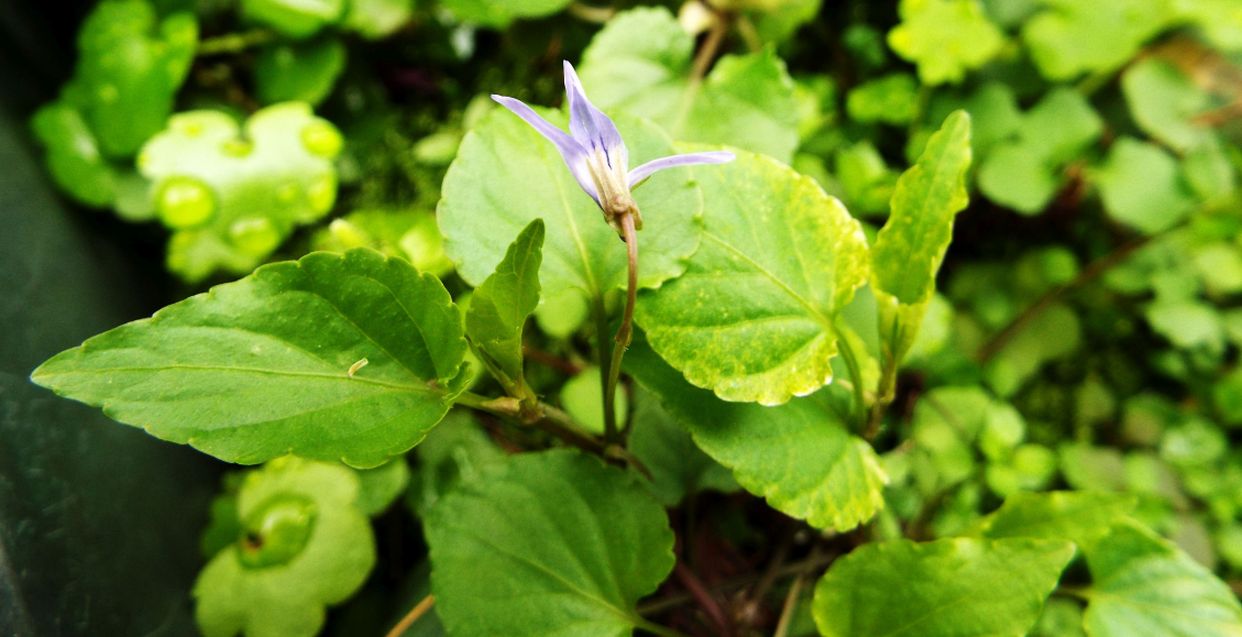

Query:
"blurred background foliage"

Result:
[[15, 0, 1242, 634]]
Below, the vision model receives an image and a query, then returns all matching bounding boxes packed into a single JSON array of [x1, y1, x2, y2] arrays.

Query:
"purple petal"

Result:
[[628, 151, 736, 188], [492, 94, 600, 205], [563, 61, 627, 172]]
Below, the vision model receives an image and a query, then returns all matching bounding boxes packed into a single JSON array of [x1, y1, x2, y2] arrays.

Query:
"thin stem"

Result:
[[197, 29, 276, 56], [385, 594, 435, 637], [674, 561, 732, 636], [604, 213, 639, 446], [833, 323, 869, 426], [455, 391, 603, 453], [975, 234, 1153, 363], [690, 5, 729, 83], [633, 617, 691, 637], [638, 551, 837, 616], [593, 294, 618, 444], [773, 575, 806, 637], [567, 1, 615, 23]]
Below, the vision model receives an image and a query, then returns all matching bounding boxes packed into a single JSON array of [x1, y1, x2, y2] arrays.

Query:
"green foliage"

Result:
[[464, 220, 544, 400], [138, 103, 343, 281], [812, 537, 1075, 637], [846, 73, 919, 126], [424, 449, 674, 637], [241, 0, 344, 38], [627, 386, 737, 506], [627, 339, 887, 531], [636, 149, 869, 404], [1095, 138, 1196, 234], [888, 0, 1006, 85], [194, 458, 376, 637], [31, 249, 467, 466], [1022, 0, 1175, 80], [439, 0, 573, 28], [578, 7, 800, 162], [255, 38, 346, 106]]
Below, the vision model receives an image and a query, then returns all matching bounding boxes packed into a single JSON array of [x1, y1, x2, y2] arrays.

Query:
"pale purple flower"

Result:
[[491, 61, 734, 234]]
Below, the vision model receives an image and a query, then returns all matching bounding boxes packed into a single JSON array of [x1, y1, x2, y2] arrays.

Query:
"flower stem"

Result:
[[603, 212, 639, 446], [197, 29, 276, 56]]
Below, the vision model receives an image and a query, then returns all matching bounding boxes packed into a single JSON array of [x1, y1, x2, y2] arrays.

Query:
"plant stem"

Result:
[[833, 323, 869, 426], [674, 561, 732, 637], [455, 391, 602, 453], [975, 234, 1153, 363], [633, 617, 692, 637], [638, 551, 837, 616], [690, 4, 729, 83], [197, 29, 276, 56], [385, 594, 435, 637], [603, 213, 639, 446], [773, 574, 806, 637]]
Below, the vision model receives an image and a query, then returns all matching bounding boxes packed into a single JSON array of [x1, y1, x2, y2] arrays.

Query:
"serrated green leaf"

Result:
[[1122, 58, 1215, 152], [973, 491, 1136, 553], [439, 0, 572, 28], [241, 0, 344, 38], [255, 38, 346, 106], [439, 107, 703, 301], [425, 449, 674, 637], [1095, 137, 1196, 235], [578, 7, 799, 162], [812, 537, 1075, 637], [194, 458, 376, 637], [465, 219, 543, 397], [888, 0, 1006, 85], [635, 149, 869, 405], [31, 249, 466, 467], [343, 0, 413, 38], [626, 339, 886, 531], [873, 110, 972, 306], [1022, 0, 1176, 80], [628, 386, 737, 506], [69, 0, 198, 158], [1083, 520, 1242, 637], [137, 103, 343, 281]]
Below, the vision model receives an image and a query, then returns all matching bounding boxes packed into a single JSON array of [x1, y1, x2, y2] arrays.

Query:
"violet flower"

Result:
[[491, 61, 734, 235]]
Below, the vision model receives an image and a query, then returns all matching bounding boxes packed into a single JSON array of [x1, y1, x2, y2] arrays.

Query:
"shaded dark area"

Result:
[[0, 2, 223, 635]]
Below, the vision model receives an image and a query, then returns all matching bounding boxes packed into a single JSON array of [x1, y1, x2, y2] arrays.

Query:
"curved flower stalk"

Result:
[[491, 60, 734, 443], [491, 60, 734, 236]]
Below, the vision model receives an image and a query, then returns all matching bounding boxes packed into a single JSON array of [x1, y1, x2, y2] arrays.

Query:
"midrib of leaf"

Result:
[[44, 363, 442, 395], [701, 231, 830, 329], [452, 525, 639, 629]]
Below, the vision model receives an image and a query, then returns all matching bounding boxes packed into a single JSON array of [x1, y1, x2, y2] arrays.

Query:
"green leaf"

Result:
[[984, 302, 1081, 397], [241, 0, 344, 38], [1083, 520, 1242, 637], [977, 88, 1102, 214], [67, 0, 198, 158], [194, 458, 376, 637], [30, 101, 123, 209], [31, 249, 467, 467], [1146, 299, 1224, 351], [559, 366, 628, 436], [628, 386, 736, 506], [1122, 58, 1215, 152], [635, 149, 869, 405], [406, 410, 506, 517], [439, 107, 703, 301], [439, 0, 572, 28], [255, 38, 346, 106], [354, 458, 411, 516], [343, 0, 413, 38], [888, 0, 1006, 85], [578, 7, 799, 162], [1095, 138, 1196, 234], [834, 141, 898, 215], [425, 449, 675, 637], [846, 73, 919, 125], [137, 103, 343, 281], [812, 537, 1076, 637], [312, 209, 455, 278], [1022, 0, 1176, 80], [872, 110, 972, 306], [626, 339, 886, 531], [1177, 0, 1242, 51], [465, 219, 544, 398], [974, 491, 1136, 552]]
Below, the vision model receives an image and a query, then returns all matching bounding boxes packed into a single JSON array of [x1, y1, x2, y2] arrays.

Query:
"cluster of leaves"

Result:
[[28, 0, 1242, 636]]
